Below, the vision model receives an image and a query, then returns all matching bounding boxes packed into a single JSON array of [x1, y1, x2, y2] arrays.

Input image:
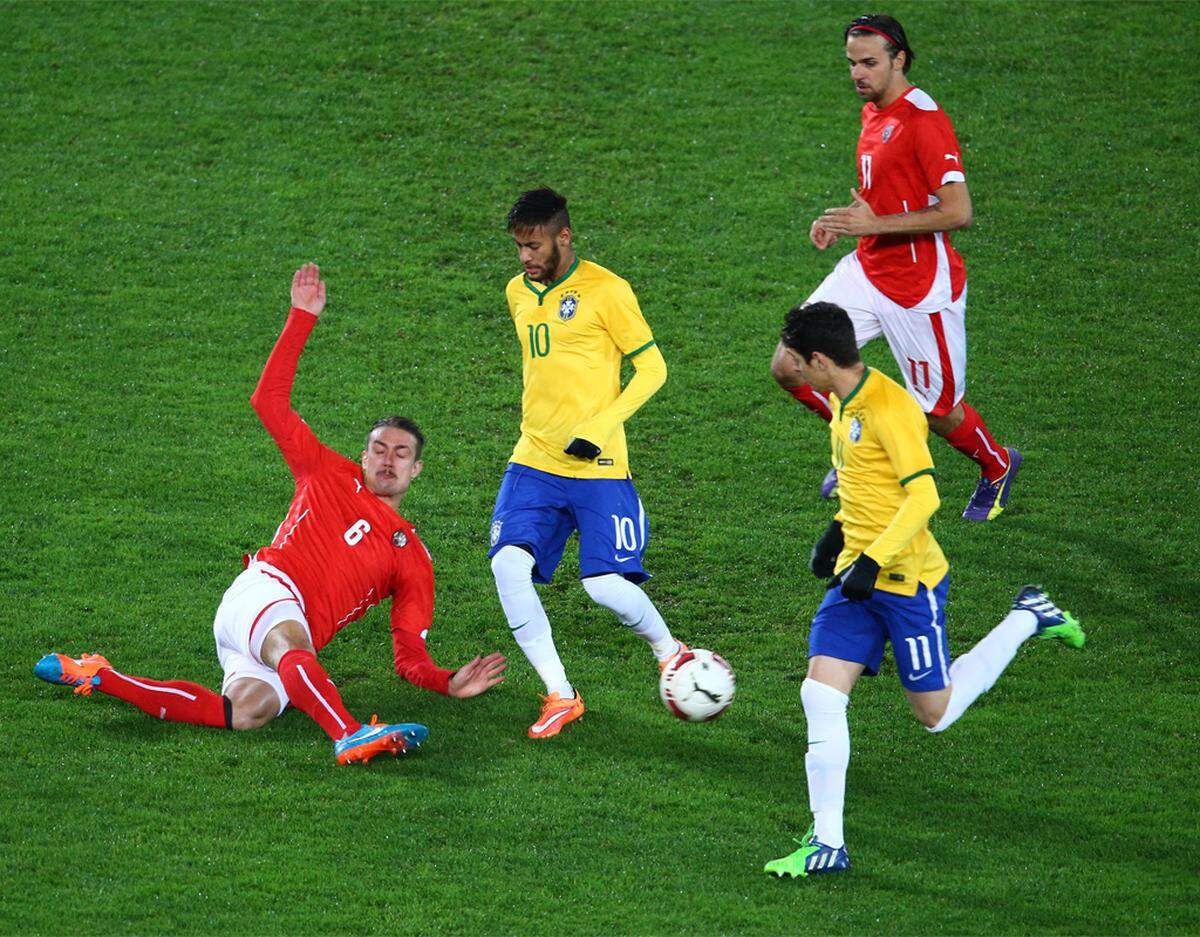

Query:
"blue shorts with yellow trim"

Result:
[[488, 463, 650, 584], [809, 575, 951, 692]]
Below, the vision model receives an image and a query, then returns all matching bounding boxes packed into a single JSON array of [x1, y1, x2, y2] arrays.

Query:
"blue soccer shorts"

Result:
[[808, 575, 951, 692], [487, 462, 650, 584]]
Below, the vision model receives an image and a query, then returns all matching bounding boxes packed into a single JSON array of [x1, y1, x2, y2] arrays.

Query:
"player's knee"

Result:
[[581, 573, 637, 617], [926, 404, 964, 436], [770, 346, 801, 387], [915, 700, 948, 730], [229, 697, 276, 731], [491, 544, 535, 588]]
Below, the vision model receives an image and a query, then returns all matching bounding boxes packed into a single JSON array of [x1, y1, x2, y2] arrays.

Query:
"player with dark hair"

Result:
[[35, 264, 506, 764], [489, 187, 686, 739], [772, 13, 1021, 522], [764, 302, 1084, 877]]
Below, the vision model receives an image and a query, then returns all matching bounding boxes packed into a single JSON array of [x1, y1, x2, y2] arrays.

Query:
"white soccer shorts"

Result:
[[807, 251, 967, 416], [212, 562, 311, 716]]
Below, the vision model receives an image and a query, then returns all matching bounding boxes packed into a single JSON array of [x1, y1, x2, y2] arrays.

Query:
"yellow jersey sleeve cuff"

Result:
[[899, 467, 936, 486]]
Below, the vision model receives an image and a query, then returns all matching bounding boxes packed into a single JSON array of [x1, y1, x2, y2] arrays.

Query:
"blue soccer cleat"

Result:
[[764, 825, 851, 878], [34, 652, 112, 696], [820, 467, 840, 500], [1014, 585, 1086, 648], [962, 447, 1022, 521], [334, 716, 429, 765]]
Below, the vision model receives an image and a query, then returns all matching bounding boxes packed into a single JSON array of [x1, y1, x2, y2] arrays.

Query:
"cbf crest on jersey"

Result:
[[849, 416, 863, 443], [490, 520, 503, 547], [558, 291, 579, 321], [392, 530, 408, 548]]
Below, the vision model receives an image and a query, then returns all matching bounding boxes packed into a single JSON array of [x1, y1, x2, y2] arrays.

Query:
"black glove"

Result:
[[564, 437, 601, 461], [839, 553, 881, 602], [810, 520, 844, 579]]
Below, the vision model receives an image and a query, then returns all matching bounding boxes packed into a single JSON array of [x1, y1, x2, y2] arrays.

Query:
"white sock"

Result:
[[581, 574, 678, 661], [801, 678, 850, 849], [491, 546, 572, 697], [929, 609, 1037, 733]]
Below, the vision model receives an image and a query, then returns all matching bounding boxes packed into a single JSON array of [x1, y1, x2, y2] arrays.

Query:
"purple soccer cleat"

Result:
[[820, 467, 839, 500], [962, 448, 1022, 521]]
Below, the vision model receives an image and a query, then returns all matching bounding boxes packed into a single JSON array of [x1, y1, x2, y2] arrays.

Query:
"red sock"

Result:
[[942, 402, 1009, 482], [97, 669, 230, 728], [276, 649, 362, 741], [786, 383, 833, 422]]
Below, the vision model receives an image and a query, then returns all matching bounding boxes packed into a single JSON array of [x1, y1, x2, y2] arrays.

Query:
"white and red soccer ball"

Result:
[[659, 648, 736, 722]]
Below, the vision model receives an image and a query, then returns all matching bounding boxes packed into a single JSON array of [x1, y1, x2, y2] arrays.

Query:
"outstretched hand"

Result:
[[447, 652, 507, 698], [820, 189, 879, 237], [291, 263, 327, 316]]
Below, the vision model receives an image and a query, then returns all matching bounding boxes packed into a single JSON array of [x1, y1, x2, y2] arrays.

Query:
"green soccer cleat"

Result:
[[1014, 585, 1086, 649], [764, 825, 851, 878]]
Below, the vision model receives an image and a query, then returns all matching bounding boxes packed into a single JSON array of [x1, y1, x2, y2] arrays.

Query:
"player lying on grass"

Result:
[[764, 302, 1084, 878], [771, 13, 1020, 521], [488, 188, 686, 739], [35, 264, 506, 765]]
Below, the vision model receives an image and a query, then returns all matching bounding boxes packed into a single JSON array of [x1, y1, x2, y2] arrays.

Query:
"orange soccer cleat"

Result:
[[33, 653, 113, 696], [527, 691, 585, 740], [659, 642, 690, 673]]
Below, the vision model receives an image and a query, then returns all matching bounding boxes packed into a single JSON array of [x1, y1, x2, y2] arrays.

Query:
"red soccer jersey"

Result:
[[855, 86, 968, 310], [247, 309, 453, 695]]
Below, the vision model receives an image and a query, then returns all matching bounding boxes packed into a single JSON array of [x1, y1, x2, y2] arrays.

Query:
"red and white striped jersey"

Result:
[[855, 86, 968, 310], [248, 309, 452, 695]]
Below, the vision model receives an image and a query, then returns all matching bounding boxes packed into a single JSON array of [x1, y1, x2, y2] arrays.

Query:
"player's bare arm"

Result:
[[291, 262, 327, 316], [820, 184, 972, 238]]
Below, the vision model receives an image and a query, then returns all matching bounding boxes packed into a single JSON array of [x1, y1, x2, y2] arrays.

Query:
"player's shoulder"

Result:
[[311, 444, 359, 477], [901, 87, 942, 113], [900, 87, 955, 125], [505, 272, 527, 296], [867, 368, 922, 414], [579, 259, 635, 294]]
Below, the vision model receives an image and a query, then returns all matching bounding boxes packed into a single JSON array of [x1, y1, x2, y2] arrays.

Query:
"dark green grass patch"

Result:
[[2, 1, 1197, 934]]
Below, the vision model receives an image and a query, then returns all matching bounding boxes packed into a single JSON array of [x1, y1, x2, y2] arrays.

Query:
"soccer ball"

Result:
[[659, 648, 736, 722]]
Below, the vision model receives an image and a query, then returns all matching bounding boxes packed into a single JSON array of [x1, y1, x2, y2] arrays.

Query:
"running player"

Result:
[[35, 264, 506, 765], [771, 14, 1020, 521], [763, 302, 1084, 877], [489, 188, 685, 740]]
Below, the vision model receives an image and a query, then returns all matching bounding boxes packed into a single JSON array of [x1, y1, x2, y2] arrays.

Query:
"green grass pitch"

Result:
[[3, 1, 1197, 933]]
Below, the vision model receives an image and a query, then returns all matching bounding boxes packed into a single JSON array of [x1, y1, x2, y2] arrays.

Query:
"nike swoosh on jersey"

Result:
[[531, 708, 572, 734], [614, 555, 636, 563], [907, 669, 933, 681]]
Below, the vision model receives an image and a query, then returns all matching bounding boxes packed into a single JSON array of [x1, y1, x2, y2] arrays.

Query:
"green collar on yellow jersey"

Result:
[[838, 366, 872, 418], [522, 257, 580, 305]]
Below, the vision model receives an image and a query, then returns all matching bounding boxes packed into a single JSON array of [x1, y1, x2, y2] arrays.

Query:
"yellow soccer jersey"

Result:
[[504, 258, 659, 479], [830, 367, 949, 596]]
